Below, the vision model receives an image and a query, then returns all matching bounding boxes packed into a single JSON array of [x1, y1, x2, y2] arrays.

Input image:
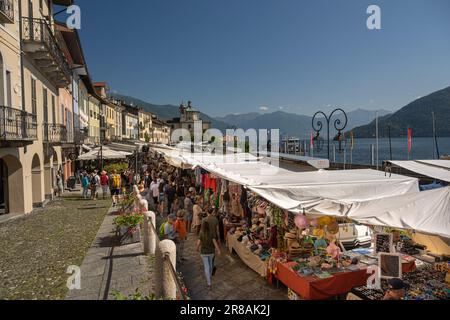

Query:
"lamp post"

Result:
[[312, 108, 348, 161]]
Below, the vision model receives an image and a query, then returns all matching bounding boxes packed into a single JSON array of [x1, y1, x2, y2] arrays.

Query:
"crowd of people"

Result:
[[137, 160, 223, 290], [78, 158, 223, 290]]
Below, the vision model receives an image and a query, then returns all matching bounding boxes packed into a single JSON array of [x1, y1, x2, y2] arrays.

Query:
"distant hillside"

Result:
[[111, 94, 231, 132], [350, 86, 450, 138], [216, 109, 390, 138]]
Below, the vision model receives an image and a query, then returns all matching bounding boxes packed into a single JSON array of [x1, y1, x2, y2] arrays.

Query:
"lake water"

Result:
[[303, 137, 450, 165]]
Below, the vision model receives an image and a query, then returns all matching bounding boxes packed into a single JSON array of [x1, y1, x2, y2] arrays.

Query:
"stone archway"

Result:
[[0, 155, 25, 215], [31, 154, 44, 206]]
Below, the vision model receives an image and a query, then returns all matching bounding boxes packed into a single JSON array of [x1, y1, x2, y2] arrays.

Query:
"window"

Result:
[[43, 88, 48, 123], [5, 71, 11, 107], [51, 95, 56, 124], [31, 78, 37, 114], [61, 104, 64, 125]]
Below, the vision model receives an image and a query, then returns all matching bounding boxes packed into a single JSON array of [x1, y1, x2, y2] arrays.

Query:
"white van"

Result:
[[338, 223, 373, 251]]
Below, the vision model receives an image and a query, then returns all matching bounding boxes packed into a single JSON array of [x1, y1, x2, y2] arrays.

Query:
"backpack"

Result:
[[111, 174, 121, 189], [159, 222, 168, 240]]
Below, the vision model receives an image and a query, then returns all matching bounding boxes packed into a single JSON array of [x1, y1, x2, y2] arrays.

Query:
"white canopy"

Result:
[[388, 160, 450, 182], [417, 160, 450, 169], [152, 145, 450, 237], [78, 147, 132, 160], [346, 187, 450, 238], [158, 148, 419, 213]]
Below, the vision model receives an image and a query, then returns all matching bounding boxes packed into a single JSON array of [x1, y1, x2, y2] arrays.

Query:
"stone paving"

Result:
[[0, 195, 110, 300], [179, 233, 288, 300], [65, 207, 154, 300]]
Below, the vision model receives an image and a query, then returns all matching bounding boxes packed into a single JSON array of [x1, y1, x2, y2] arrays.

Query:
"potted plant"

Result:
[[114, 211, 144, 245]]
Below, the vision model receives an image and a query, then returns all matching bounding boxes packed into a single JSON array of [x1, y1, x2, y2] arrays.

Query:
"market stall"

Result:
[[227, 233, 269, 277], [351, 263, 449, 300], [151, 145, 450, 300]]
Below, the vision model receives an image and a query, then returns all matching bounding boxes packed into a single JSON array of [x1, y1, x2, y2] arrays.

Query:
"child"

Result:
[[174, 210, 188, 266]]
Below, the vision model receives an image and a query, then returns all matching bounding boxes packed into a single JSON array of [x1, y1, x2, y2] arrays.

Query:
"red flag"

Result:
[[310, 133, 314, 148], [408, 128, 412, 153]]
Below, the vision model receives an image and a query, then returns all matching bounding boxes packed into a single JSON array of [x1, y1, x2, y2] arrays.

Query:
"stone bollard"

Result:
[[155, 240, 177, 300], [143, 211, 156, 255]]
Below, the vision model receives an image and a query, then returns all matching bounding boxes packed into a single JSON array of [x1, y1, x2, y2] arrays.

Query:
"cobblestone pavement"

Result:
[[0, 195, 110, 300], [66, 207, 154, 300], [179, 233, 288, 300]]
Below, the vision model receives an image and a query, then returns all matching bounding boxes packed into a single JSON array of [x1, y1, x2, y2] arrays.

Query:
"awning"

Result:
[[346, 187, 450, 238], [388, 160, 450, 182], [78, 147, 132, 160], [154, 146, 419, 214]]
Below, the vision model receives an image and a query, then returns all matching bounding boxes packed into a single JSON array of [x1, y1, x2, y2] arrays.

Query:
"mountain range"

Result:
[[349, 86, 450, 138], [216, 109, 391, 138], [111, 93, 391, 138]]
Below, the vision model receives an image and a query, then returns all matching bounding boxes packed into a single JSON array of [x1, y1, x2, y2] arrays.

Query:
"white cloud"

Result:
[[259, 106, 269, 112]]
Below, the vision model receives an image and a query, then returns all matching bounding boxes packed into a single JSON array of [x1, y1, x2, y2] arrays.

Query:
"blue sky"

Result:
[[69, 0, 450, 117]]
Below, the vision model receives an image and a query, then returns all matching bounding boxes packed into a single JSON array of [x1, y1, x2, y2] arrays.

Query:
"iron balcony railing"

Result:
[[43, 123, 68, 144], [22, 17, 71, 84], [0, 0, 14, 23], [0, 106, 38, 141]]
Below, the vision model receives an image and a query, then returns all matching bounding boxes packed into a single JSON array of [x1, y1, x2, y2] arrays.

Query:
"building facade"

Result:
[[139, 109, 153, 142], [0, 0, 74, 215], [168, 101, 210, 136]]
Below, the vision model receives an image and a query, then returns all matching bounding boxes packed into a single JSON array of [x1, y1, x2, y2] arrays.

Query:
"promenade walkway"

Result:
[[179, 233, 287, 300]]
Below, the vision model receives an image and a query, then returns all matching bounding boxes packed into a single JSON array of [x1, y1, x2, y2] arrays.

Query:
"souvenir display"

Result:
[[375, 233, 393, 254], [353, 264, 450, 300]]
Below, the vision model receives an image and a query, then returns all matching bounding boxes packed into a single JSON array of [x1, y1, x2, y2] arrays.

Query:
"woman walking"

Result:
[[196, 221, 221, 290]]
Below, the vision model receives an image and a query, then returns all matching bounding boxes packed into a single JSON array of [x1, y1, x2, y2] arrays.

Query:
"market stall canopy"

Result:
[[346, 187, 450, 238], [78, 147, 132, 160], [258, 151, 330, 170], [387, 160, 450, 183], [153, 145, 419, 214], [183, 155, 419, 213]]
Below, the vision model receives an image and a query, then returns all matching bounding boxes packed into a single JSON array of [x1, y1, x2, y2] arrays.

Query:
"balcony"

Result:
[[22, 17, 71, 88], [43, 123, 68, 145], [0, 106, 38, 145], [0, 0, 14, 24]]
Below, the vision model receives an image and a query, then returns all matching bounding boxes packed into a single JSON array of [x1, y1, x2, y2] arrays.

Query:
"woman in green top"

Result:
[[197, 221, 221, 289]]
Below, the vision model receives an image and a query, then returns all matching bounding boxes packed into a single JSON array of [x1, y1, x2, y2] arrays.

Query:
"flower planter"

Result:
[[117, 226, 141, 245]]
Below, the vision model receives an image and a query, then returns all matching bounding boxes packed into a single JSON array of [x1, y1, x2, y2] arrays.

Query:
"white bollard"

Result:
[[143, 211, 156, 255], [155, 240, 177, 299]]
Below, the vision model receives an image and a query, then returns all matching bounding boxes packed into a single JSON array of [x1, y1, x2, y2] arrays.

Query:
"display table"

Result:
[[223, 221, 244, 245], [275, 262, 369, 300], [227, 234, 268, 277], [274, 259, 417, 300]]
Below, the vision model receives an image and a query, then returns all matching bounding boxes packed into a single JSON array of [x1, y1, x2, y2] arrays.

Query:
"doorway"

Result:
[[0, 159, 9, 215]]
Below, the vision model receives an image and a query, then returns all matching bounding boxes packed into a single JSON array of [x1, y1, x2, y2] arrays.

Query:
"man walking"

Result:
[[81, 172, 90, 199], [91, 171, 100, 200], [150, 177, 160, 212], [100, 171, 109, 199], [202, 208, 220, 275]]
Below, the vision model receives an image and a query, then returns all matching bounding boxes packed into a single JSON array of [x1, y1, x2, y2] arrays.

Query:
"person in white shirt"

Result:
[[150, 178, 160, 207]]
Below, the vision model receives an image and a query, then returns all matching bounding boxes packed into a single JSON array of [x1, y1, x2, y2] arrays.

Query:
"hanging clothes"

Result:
[[195, 167, 202, 186]]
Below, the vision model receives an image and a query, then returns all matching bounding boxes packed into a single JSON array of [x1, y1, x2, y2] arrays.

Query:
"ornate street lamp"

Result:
[[312, 108, 348, 160]]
